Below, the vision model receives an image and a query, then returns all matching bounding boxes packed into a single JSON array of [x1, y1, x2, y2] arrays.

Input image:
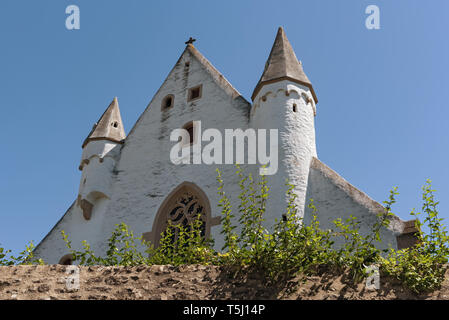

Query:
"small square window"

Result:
[[188, 85, 202, 102]]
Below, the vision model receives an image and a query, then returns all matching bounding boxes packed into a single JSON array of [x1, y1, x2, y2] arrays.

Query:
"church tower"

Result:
[[77, 97, 126, 220], [251, 27, 318, 220]]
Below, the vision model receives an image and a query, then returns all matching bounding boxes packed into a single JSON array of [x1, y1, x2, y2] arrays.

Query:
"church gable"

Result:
[[113, 43, 252, 192], [31, 28, 421, 264], [124, 44, 251, 146], [97, 44, 253, 245]]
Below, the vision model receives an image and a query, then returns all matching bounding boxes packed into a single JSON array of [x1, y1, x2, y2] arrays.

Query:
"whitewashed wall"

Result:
[[251, 80, 317, 224], [34, 50, 412, 264], [304, 157, 404, 251]]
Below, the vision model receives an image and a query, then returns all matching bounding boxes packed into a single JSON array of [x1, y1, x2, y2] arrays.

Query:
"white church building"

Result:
[[34, 27, 418, 264]]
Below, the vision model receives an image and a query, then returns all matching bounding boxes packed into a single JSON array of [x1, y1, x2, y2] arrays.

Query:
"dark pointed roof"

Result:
[[82, 97, 126, 148], [252, 27, 317, 103]]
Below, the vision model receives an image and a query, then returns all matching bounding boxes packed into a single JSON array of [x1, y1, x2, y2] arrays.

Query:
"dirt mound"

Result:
[[0, 265, 448, 300]]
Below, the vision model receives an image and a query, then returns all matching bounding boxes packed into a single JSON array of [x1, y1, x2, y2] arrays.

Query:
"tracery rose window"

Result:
[[147, 182, 217, 248], [162, 191, 206, 244]]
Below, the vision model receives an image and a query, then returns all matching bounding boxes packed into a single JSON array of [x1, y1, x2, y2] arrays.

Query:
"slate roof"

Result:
[[252, 27, 317, 103], [82, 97, 126, 148]]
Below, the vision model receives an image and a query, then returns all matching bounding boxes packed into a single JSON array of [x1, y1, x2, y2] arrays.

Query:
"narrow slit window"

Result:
[[186, 124, 194, 144], [183, 122, 195, 145], [293, 103, 297, 112]]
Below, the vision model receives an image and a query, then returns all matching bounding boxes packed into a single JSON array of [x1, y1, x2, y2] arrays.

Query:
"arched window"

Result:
[[147, 182, 216, 247], [59, 254, 73, 265], [161, 191, 206, 244], [161, 94, 174, 110]]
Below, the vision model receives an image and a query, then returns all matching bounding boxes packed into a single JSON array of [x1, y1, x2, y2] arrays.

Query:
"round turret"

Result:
[[251, 27, 318, 221], [77, 97, 126, 220]]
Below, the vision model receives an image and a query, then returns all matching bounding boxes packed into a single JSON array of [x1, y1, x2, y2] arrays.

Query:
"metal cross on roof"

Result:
[[185, 37, 196, 45]]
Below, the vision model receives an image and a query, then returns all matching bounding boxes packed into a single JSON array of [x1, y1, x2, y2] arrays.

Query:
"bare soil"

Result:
[[0, 265, 449, 300]]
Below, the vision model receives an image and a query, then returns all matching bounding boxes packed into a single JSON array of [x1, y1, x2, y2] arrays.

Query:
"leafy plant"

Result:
[[62, 223, 149, 266], [0, 246, 12, 266], [328, 187, 398, 281], [3, 171, 448, 295], [148, 215, 216, 266], [62, 216, 216, 267], [0, 241, 44, 266], [380, 180, 449, 293]]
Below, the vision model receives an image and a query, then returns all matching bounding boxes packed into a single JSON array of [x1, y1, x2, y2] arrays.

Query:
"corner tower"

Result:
[[77, 97, 126, 220], [251, 27, 318, 220]]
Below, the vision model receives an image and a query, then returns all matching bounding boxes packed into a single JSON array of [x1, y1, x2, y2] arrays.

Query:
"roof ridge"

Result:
[[186, 44, 247, 100], [124, 44, 251, 140]]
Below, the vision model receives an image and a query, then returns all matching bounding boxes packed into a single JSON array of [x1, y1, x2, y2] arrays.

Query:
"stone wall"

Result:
[[1, 265, 449, 300]]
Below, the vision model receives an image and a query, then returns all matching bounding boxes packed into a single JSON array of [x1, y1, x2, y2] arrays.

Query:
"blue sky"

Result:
[[1, 0, 448, 255]]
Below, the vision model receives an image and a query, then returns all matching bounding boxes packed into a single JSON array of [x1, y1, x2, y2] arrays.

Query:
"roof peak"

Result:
[[184, 43, 246, 100], [251, 27, 317, 103], [82, 97, 126, 148]]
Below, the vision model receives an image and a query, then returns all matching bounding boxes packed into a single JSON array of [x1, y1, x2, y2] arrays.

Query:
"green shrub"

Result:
[[61, 218, 216, 267], [2, 171, 448, 294], [380, 180, 449, 293], [147, 216, 216, 266], [0, 241, 44, 266]]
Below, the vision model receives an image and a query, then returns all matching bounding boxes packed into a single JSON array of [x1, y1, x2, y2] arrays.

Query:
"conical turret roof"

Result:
[[82, 97, 126, 148], [252, 27, 317, 103]]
